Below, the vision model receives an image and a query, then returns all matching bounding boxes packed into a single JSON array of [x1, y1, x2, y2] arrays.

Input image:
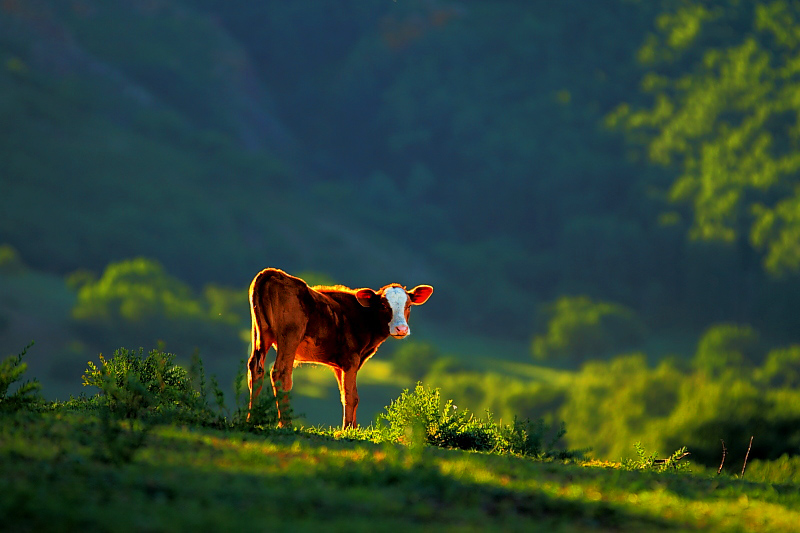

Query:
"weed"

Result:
[[379, 383, 489, 451], [83, 347, 209, 423], [377, 382, 575, 457], [0, 342, 42, 412], [622, 442, 691, 473], [494, 416, 573, 459]]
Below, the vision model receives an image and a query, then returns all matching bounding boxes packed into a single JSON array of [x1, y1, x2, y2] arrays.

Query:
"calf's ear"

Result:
[[408, 285, 433, 305], [356, 288, 378, 307]]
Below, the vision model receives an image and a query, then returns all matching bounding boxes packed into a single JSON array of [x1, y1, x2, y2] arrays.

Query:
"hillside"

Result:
[[6, 0, 800, 342], [3, 403, 800, 531], [4, 0, 800, 493], [4, 334, 800, 531]]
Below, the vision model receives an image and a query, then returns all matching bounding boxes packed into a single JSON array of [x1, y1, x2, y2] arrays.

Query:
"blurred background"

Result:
[[2, 0, 800, 468]]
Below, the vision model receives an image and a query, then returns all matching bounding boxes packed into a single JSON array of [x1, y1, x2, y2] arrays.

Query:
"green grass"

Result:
[[2, 408, 800, 532], [1, 345, 798, 532]]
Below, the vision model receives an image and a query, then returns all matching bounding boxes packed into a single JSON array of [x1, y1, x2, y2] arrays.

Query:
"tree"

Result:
[[531, 296, 644, 364], [609, 0, 800, 276]]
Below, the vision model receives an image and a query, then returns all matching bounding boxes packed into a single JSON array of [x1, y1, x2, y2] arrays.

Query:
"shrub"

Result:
[[657, 373, 800, 468], [377, 383, 572, 458], [379, 383, 494, 451], [531, 296, 644, 364], [693, 323, 762, 376], [757, 345, 800, 388], [559, 354, 683, 461], [391, 341, 442, 382], [494, 417, 570, 459], [71, 258, 243, 351], [82, 347, 208, 423], [81, 348, 285, 462]]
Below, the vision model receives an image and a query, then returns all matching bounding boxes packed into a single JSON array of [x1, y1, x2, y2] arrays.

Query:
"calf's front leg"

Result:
[[335, 368, 360, 429]]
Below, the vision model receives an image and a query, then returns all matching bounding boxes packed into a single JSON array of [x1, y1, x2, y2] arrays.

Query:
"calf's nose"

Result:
[[393, 324, 409, 336]]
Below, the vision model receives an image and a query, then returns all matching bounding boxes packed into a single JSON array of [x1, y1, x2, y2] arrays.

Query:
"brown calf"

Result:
[[247, 268, 433, 428]]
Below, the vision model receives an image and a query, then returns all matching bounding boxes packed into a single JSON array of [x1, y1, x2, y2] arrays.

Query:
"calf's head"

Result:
[[356, 284, 433, 338]]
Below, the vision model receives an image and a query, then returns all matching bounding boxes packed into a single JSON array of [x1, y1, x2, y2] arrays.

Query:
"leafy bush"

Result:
[[658, 374, 800, 468], [560, 354, 684, 461], [80, 348, 285, 462], [378, 383, 494, 451], [745, 454, 800, 484], [532, 296, 644, 364], [391, 341, 442, 382], [377, 383, 572, 458], [71, 258, 245, 351], [693, 323, 762, 376], [493, 417, 570, 459], [73, 258, 203, 324], [83, 347, 206, 423], [0, 342, 41, 412], [757, 345, 800, 388]]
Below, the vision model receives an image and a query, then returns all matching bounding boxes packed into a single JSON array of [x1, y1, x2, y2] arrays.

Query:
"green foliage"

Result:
[[757, 345, 800, 388], [658, 372, 800, 468], [532, 296, 645, 363], [693, 323, 762, 376], [745, 454, 800, 484], [621, 442, 691, 473], [613, 0, 800, 276], [79, 347, 286, 462], [82, 347, 206, 423], [378, 383, 493, 451], [0, 342, 41, 412], [493, 417, 571, 460], [390, 341, 442, 382], [558, 341, 800, 468], [377, 383, 571, 458], [73, 258, 204, 324], [560, 354, 683, 461], [71, 258, 245, 350]]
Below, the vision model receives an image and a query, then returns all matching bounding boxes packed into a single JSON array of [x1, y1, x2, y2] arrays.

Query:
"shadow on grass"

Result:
[[0, 420, 673, 532]]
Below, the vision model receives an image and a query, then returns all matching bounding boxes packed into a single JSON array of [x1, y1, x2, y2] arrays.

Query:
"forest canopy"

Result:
[[1, 0, 800, 342], [610, 0, 800, 276]]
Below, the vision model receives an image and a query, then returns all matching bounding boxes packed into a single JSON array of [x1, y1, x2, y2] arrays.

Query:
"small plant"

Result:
[[0, 342, 42, 412], [82, 346, 216, 423], [379, 383, 493, 451], [494, 416, 571, 459], [92, 399, 150, 465], [226, 359, 283, 430], [622, 442, 691, 473], [82, 347, 221, 463], [377, 383, 574, 457]]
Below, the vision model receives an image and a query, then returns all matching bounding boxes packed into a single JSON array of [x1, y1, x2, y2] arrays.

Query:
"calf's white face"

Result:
[[384, 287, 411, 338], [355, 284, 433, 338]]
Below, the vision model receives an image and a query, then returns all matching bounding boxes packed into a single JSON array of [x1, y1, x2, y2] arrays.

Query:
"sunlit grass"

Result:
[[2, 401, 800, 532]]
